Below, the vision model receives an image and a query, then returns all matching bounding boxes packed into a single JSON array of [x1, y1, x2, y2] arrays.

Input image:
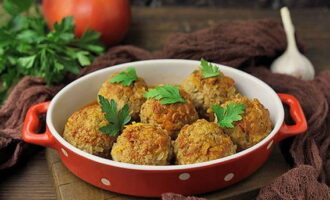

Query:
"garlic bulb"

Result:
[[270, 7, 315, 80]]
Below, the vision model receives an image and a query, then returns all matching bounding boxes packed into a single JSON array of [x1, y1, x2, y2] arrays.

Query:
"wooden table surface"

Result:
[[0, 7, 329, 200]]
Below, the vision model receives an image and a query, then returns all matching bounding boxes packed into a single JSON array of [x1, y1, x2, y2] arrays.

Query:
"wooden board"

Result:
[[46, 145, 289, 200], [0, 149, 56, 200]]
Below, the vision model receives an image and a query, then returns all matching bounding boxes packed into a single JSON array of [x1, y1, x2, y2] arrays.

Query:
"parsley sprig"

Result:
[[109, 67, 138, 86], [0, 2, 105, 103], [144, 84, 185, 104], [212, 103, 246, 128], [200, 58, 221, 78], [98, 95, 131, 136]]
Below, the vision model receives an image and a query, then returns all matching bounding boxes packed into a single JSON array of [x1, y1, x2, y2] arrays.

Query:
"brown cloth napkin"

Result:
[[0, 77, 62, 169], [0, 18, 329, 199]]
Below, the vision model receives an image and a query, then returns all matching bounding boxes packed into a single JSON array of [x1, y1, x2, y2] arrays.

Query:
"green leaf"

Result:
[[98, 95, 131, 136], [27, 14, 47, 36], [54, 61, 64, 72], [99, 124, 118, 136], [54, 16, 75, 32], [59, 32, 75, 41], [1, 67, 19, 91], [58, 58, 81, 75], [200, 58, 221, 78], [17, 30, 39, 42], [79, 44, 104, 54], [80, 30, 101, 42], [109, 67, 138, 86], [144, 84, 186, 104], [48, 16, 75, 42], [119, 104, 131, 125], [3, 0, 35, 15], [18, 55, 36, 69], [72, 31, 104, 54], [8, 15, 29, 31], [77, 51, 91, 66], [212, 103, 246, 128], [7, 56, 17, 65]]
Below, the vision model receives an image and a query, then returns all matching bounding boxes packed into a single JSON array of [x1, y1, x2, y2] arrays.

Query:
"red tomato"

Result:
[[42, 0, 131, 46]]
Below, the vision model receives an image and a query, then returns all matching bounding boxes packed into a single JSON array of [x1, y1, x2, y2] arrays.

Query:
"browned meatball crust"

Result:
[[182, 69, 238, 118], [174, 119, 236, 165], [111, 123, 173, 165], [98, 74, 147, 121], [140, 88, 198, 138], [63, 103, 116, 158], [221, 96, 273, 150]]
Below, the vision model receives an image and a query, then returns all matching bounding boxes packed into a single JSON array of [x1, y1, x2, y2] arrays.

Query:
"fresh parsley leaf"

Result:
[[200, 58, 221, 78], [109, 67, 138, 86], [0, 12, 105, 104], [17, 55, 36, 69], [71, 31, 104, 54], [98, 95, 131, 136], [144, 84, 186, 104], [3, 0, 35, 15], [77, 51, 91, 66], [212, 103, 246, 128]]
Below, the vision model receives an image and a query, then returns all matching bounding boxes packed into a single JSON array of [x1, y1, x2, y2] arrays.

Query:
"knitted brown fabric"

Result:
[[247, 68, 330, 199], [0, 77, 62, 169], [0, 19, 329, 199], [161, 19, 305, 67]]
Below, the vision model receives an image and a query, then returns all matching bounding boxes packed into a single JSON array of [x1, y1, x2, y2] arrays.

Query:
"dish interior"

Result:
[[47, 59, 284, 170]]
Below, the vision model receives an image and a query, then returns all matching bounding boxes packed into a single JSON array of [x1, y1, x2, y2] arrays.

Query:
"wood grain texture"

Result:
[[130, 0, 330, 8], [0, 7, 329, 200], [0, 150, 56, 200], [46, 146, 289, 200]]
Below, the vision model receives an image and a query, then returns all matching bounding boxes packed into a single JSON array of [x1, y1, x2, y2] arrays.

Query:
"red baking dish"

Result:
[[22, 59, 307, 197]]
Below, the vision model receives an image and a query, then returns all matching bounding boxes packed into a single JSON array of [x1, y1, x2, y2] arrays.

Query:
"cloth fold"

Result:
[[0, 18, 329, 199], [0, 77, 62, 169]]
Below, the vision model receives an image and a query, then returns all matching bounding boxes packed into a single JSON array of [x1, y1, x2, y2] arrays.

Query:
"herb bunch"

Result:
[[0, 1, 105, 103]]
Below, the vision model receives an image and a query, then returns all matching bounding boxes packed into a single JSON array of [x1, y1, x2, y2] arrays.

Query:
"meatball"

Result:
[[97, 73, 147, 121], [63, 103, 116, 158], [174, 119, 236, 165], [182, 69, 238, 118], [111, 123, 172, 165], [140, 88, 198, 138], [220, 96, 273, 150]]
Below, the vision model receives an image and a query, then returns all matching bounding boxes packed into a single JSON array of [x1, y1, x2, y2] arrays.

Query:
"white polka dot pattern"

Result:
[[179, 173, 191, 181], [224, 173, 234, 181], [101, 178, 111, 186], [267, 140, 274, 150], [61, 148, 68, 157]]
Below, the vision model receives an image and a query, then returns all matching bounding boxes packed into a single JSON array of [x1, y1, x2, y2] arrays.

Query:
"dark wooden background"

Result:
[[30, 0, 330, 8], [130, 0, 330, 8]]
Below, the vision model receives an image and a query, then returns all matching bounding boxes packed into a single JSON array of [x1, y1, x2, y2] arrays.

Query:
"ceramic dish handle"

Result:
[[22, 101, 57, 149], [276, 93, 307, 142]]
